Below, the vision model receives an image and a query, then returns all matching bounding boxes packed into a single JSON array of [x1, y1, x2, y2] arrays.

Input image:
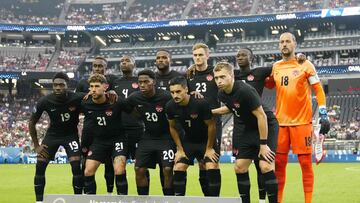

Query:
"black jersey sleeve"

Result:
[[258, 67, 272, 80], [199, 99, 212, 120], [239, 85, 262, 111], [32, 97, 46, 120], [75, 79, 89, 93], [165, 100, 175, 120]]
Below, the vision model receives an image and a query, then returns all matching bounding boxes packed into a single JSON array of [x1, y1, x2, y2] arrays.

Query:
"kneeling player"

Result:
[[213, 62, 278, 203], [166, 76, 221, 196], [82, 74, 128, 195]]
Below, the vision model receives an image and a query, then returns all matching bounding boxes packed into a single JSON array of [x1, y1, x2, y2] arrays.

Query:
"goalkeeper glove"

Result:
[[319, 106, 330, 134]]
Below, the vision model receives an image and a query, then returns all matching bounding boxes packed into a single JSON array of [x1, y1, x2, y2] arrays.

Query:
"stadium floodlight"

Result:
[[224, 32, 233, 37], [113, 38, 121, 42], [138, 37, 145, 41], [187, 34, 195, 39], [271, 30, 279, 35], [66, 72, 75, 79], [56, 34, 61, 41], [162, 36, 171, 40], [95, 35, 107, 46], [311, 27, 318, 32], [297, 29, 302, 36], [213, 34, 219, 41]]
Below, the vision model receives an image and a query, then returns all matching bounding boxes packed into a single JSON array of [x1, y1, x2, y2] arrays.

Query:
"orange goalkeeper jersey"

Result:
[[271, 58, 320, 126]]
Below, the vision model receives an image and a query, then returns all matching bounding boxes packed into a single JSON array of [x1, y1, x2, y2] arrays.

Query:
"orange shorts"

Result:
[[276, 124, 313, 154]]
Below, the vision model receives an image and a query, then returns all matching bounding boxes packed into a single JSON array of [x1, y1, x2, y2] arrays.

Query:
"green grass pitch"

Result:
[[1, 163, 360, 203]]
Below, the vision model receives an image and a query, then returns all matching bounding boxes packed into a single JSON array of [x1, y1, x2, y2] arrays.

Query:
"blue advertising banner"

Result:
[[1, 148, 359, 164]]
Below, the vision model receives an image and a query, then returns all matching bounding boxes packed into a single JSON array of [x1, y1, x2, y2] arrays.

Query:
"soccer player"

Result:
[[267, 32, 330, 203], [76, 56, 117, 194], [82, 74, 128, 195], [186, 43, 221, 196], [154, 49, 182, 191], [155, 49, 182, 90], [213, 61, 278, 203], [29, 72, 84, 203], [113, 55, 143, 160], [76, 56, 118, 92], [125, 69, 174, 196], [166, 76, 221, 196]]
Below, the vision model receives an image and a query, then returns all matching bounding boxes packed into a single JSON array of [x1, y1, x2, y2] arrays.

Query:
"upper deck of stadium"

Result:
[[0, 0, 358, 25]]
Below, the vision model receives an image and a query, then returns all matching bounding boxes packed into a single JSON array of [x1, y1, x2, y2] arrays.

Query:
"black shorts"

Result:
[[41, 134, 81, 160], [124, 128, 143, 160], [178, 142, 220, 165], [233, 117, 278, 160], [86, 137, 128, 163], [135, 139, 175, 169]]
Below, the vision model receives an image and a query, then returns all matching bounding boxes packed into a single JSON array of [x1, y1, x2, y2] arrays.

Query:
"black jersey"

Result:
[[234, 67, 272, 96], [187, 66, 220, 109], [166, 97, 212, 143], [32, 91, 85, 137], [126, 89, 172, 140], [76, 74, 118, 93], [113, 76, 143, 129], [218, 81, 272, 130], [81, 97, 127, 139], [155, 70, 182, 91]]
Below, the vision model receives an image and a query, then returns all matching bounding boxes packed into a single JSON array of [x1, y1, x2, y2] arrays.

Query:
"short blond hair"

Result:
[[88, 73, 107, 84], [213, 61, 234, 75], [192, 43, 209, 54]]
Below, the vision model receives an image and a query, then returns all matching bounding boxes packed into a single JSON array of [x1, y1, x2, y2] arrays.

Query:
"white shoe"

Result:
[[259, 199, 266, 203]]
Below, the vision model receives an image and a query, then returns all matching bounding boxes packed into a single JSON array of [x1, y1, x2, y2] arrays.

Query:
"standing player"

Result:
[[76, 56, 117, 195], [82, 74, 128, 195], [166, 76, 221, 196], [213, 61, 278, 203], [155, 49, 182, 90], [29, 72, 84, 202], [186, 43, 221, 196], [113, 55, 143, 161], [76, 56, 118, 92], [267, 32, 330, 203], [235, 48, 306, 203], [154, 49, 182, 191], [125, 69, 174, 196]]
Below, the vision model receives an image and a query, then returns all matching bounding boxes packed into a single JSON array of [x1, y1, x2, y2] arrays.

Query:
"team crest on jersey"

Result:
[[87, 150, 92, 156], [233, 101, 240, 108], [105, 109, 113, 116], [292, 70, 300, 76], [206, 74, 213, 81], [190, 113, 198, 119], [132, 82, 139, 89], [69, 106, 76, 111], [155, 104, 163, 112], [247, 74, 254, 81]]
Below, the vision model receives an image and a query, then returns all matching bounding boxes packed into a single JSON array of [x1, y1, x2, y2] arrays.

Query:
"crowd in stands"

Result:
[[256, 0, 323, 14], [188, 0, 252, 18], [0, 54, 50, 72], [65, 3, 126, 24], [0, 0, 63, 24], [49, 50, 87, 72], [0, 94, 47, 148], [329, 0, 360, 8], [327, 105, 360, 140], [2, 0, 359, 25], [127, 0, 188, 22]]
